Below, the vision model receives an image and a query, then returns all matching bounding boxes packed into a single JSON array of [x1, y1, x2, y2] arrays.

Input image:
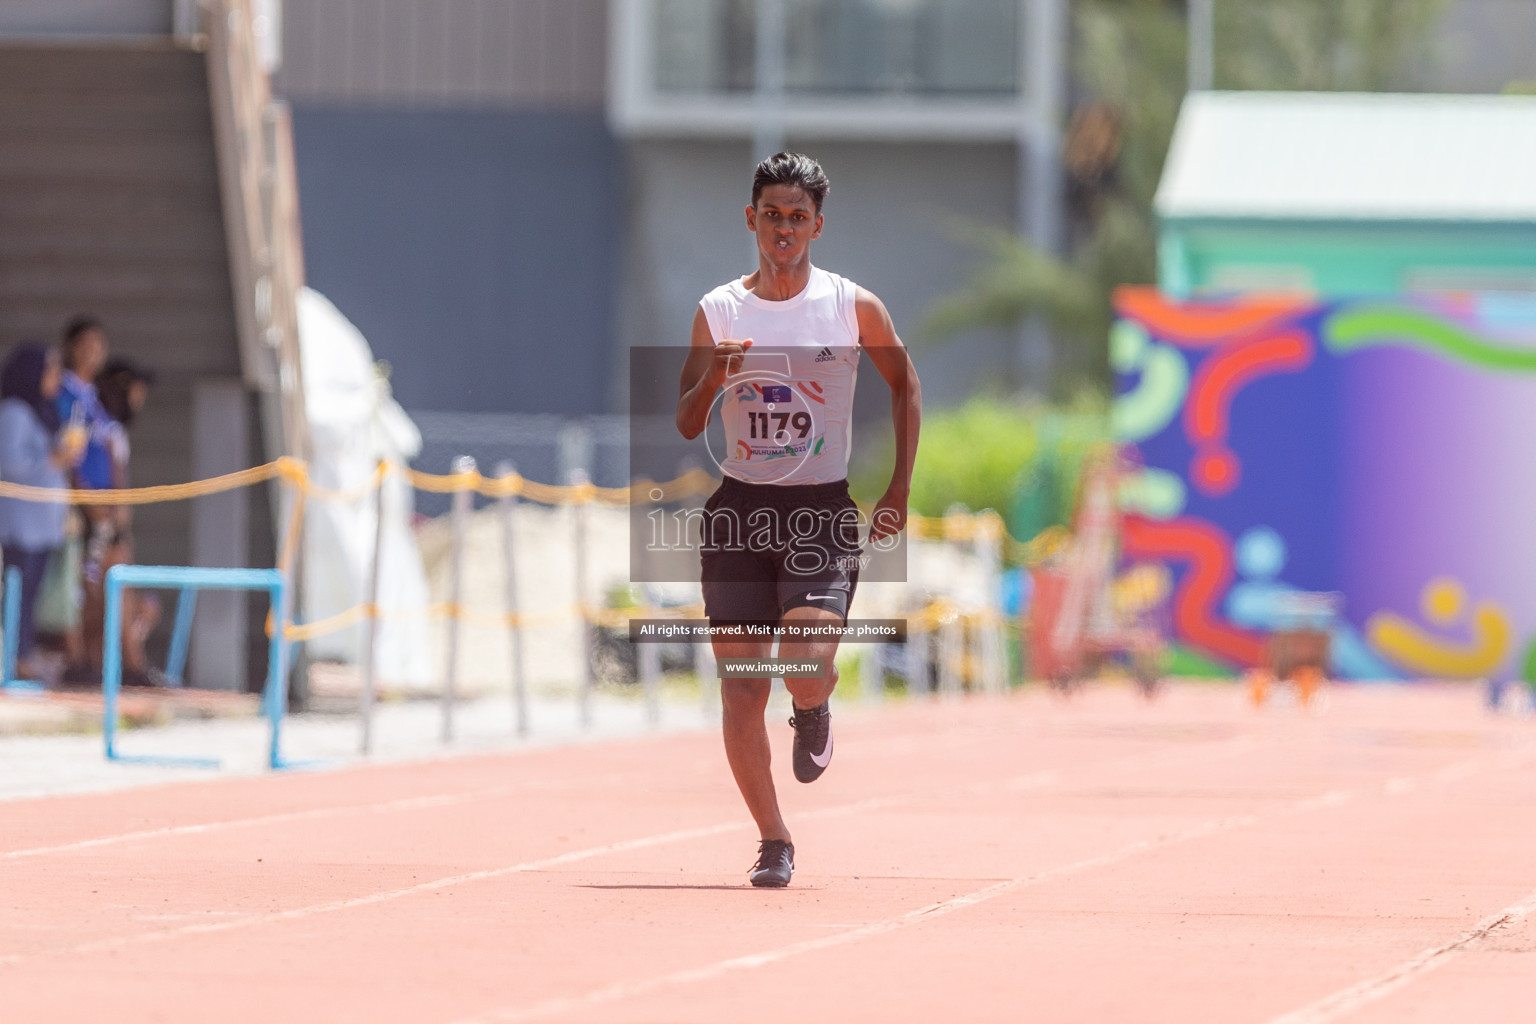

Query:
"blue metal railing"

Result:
[[102, 565, 292, 770]]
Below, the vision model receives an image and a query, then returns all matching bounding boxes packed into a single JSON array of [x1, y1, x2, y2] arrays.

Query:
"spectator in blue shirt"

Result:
[[0, 343, 83, 676], [56, 317, 116, 586], [56, 317, 113, 489]]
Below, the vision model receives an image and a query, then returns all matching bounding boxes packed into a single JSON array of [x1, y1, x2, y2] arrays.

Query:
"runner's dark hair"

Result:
[[752, 152, 829, 213]]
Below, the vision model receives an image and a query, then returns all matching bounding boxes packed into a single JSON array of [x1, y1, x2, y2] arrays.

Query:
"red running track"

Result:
[[1, 683, 1534, 1023]]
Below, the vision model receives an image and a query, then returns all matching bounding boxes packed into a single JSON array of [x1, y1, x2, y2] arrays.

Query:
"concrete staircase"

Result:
[[0, 40, 278, 684]]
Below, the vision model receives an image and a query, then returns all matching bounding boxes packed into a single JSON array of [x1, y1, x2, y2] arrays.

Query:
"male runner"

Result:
[[676, 153, 921, 887]]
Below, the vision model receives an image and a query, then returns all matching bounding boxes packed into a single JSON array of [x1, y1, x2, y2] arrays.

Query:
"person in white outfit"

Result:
[[676, 153, 921, 887]]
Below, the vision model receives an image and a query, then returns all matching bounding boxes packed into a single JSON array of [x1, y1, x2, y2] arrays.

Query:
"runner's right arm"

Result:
[[676, 307, 752, 439]]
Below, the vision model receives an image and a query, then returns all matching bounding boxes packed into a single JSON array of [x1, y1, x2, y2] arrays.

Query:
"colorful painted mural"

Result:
[[1113, 286, 1536, 682]]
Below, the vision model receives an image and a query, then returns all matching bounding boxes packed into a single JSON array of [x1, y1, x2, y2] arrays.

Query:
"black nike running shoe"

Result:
[[788, 701, 833, 783], [749, 839, 794, 888]]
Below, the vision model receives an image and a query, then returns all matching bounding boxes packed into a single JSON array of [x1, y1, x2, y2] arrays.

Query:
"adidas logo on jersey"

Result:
[[814, 347, 835, 363]]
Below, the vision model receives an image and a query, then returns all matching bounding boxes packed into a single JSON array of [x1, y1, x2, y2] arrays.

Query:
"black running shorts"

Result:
[[699, 476, 862, 626]]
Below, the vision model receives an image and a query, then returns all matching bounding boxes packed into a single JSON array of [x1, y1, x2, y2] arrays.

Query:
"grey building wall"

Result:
[[617, 138, 1019, 414], [278, 0, 604, 108], [280, 1, 1018, 421], [279, 0, 619, 416], [0, 0, 171, 36], [289, 106, 620, 414]]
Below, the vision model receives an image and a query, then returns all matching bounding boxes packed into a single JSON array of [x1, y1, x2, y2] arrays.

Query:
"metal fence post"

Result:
[[638, 611, 661, 727], [860, 643, 883, 705], [360, 461, 386, 754], [696, 639, 718, 718], [2, 566, 21, 688], [163, 588, 197, 688], [572, 469, 593, 730], [496, 461, 529, 738], [938, 609, 963, 697], [906, 527, 931, 694], [556, 420, 593, 494], [102, 569, 123, 760], [977, 513, 1007, 694], [909, 624, 931, 694], [0, 565, 46, 692], [265, 572, 291, 770], [444, 455, 475, 743]]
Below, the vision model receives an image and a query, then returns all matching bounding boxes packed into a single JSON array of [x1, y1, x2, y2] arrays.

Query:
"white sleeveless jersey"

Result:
[[698, 266, 861, 486]]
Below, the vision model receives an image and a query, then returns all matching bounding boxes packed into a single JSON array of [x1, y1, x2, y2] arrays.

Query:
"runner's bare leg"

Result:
[[779, 604, 842, 709], [716, 606, 844, 842], [717, 639, 790, 842]]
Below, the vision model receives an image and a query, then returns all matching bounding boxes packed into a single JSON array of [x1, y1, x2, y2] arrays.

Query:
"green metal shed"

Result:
[[1155, 92, 1536, 297]]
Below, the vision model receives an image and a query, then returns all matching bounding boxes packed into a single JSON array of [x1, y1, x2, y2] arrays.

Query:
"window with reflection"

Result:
[[654, 0, 757, 93], [653, 0, 1021, 96]]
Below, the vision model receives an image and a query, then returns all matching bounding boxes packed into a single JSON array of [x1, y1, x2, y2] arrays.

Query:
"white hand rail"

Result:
[[203, 0, 310, 463]]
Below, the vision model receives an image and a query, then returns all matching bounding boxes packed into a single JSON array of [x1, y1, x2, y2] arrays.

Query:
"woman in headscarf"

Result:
[[0, 343, 84, 678]]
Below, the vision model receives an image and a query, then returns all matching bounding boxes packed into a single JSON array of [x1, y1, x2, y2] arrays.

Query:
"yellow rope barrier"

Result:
[[0, 456, 722, 512], [0, 455, 1014, 540], [0, 454, 1020, 647], [0, 455, 1047, 570], [906, 509, 1008, 543], [277, 457, 389, 504], [399, 466, 480, 495], [283, 603, 373, 642], [0, 460, 284, 505], [398, 464, 716, 505]]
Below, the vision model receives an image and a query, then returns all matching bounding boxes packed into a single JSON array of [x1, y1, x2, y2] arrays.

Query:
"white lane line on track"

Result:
[[0, 788, 514, 861], [0, 795, 914, 970], [0, 820, 745, 968], [449, 744, 1536, 1024], [961, 734, 1272, 802], [451, 812, 1264, 1024], [0, 772, 645, 861], [1265, 889, 1536, 1024], [0, 725, 1265, 864], [0, 729, 1272, 970]]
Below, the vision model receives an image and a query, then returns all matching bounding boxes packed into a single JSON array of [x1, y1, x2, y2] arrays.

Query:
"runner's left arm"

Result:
[[856, 287, 921, 542]]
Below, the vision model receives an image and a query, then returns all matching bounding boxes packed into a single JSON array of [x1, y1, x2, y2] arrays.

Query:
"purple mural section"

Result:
[[1112, 287, 1536, 682]]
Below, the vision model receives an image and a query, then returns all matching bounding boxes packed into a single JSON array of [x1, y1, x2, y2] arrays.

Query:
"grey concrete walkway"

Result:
[[0, 690, 721, 803]]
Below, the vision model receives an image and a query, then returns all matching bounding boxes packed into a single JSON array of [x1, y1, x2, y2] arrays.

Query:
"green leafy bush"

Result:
[[850, 394, 1108, 542]]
